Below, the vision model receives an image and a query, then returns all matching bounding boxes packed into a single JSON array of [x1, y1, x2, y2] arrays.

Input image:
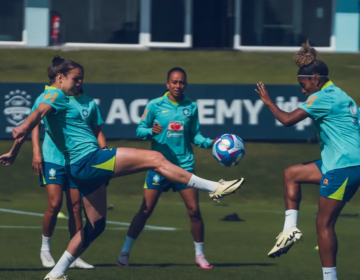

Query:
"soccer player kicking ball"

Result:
[[31, 86, 103, 269], [118, 68, 218, 269], [255, 40, 360, 280], [0, 56, 245, 280]]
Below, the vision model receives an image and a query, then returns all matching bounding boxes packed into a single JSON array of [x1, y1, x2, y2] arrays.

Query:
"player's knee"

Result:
[[140, 205, 154, 219], [70, 199, 82, 215], [283, 166, 297, 183], [82, 217, 106, 248], [48, 198, 62, 213], [316, 213, 333, 230], [152, 151, 166, 170], [187, 206, 201, 221]]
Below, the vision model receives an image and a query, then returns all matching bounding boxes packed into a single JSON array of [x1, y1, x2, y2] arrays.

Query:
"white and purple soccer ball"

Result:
[[212, 134, 245, 167]]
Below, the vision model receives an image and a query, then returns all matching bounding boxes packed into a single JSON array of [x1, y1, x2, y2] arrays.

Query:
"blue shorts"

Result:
[[39, 162, 76, 189], [66, 148, 117, 197], [144, 169, 194, 192], [315, 160, 360, 202]]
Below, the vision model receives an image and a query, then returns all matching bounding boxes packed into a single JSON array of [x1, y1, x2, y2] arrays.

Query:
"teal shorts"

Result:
[[144, 169, 194, 192], [66, 148, 117, 197], [315, 160, 360, 202], [39, 162, 76, 189]]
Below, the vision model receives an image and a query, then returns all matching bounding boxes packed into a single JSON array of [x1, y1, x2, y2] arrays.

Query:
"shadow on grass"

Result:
[[95, 263, 276, 268]]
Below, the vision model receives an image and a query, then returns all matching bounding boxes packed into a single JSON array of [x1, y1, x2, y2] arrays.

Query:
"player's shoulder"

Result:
[[149, 95, 168, 107], [184, 97, 197, 110], [81, 94, 98, 105]]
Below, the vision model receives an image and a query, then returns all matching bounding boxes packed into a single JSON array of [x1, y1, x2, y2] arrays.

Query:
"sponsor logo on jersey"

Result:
[[167, 121, 184, 137]]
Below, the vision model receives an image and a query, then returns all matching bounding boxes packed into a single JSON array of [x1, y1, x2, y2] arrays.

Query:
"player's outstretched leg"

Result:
[[44, 184, 107, 280], [41, 184, 63, 268], [65, 188, 94, 269], [118, 189, 162, 266], [268, 161, 321, 258], [179, 188, 212, 269], [112, 148, 245, 201]]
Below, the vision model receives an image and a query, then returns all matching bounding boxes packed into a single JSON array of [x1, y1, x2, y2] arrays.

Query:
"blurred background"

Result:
[[0, 0, 355, 50], [1, 1, 360, 280]]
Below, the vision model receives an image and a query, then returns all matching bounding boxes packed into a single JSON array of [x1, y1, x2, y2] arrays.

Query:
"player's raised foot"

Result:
[[69, 257, 94, 269], [117, 252, 130, 267], [43, 273, 68, 280], [209, 178, 245, 202], [195, 255, 212, 269], [40, 250, 55, 268], [268, 227, 302, 258]]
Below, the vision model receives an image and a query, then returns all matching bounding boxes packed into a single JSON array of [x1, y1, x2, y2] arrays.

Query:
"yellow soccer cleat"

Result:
[[209, 178, 245, 202], [268, 227, 302, 258]]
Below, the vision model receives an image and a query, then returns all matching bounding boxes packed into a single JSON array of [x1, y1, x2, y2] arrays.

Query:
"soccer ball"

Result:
[[212, 134, 245, 167]]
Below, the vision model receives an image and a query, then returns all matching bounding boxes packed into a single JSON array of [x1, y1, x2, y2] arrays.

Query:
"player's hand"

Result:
[[0, 151, 17, 166], [12, 126, 27, 143], [32, 151, 44, 175], [152, 123, 163, 135], [255, 82, 272, 106]]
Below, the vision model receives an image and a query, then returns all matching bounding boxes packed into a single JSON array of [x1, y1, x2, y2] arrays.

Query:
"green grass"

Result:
[[1, 141, 360, 279], [1, 197, 360, 280], [1, 49, 360, 101], [1, 49, 360, 279]]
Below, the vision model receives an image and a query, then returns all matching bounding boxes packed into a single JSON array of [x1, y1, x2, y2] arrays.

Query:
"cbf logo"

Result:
[[82, 109, 89, 118], [152, 174, 160, 185], [183, 108, 190, 117], [4, 90, 32, 133], [49, 168, 56, 179]]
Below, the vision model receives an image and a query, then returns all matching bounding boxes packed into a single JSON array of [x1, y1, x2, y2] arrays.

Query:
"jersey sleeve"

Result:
[[190, 105, 213, 149], [299, 93, 331, 120], [90, 102, 104, 127], [40, 90, 67, 113], [136, 102, 155, 140], [29, 96, 41, 115]]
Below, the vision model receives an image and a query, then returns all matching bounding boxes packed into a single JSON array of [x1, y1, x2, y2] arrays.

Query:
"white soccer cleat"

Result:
[[40, 251, 56, 268], [268, 227, 302, 258], [69, 257, 94, 269], [43, 273, 68, 280], [209, 178, 245, 202]]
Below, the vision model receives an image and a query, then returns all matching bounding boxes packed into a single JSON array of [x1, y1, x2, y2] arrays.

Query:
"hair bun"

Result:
[[52, 55, 63, 63], [293, 39, 317, 68]]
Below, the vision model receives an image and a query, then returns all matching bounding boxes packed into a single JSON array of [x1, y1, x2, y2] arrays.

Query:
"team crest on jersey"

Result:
[[49, 168, 56, 179], [3, 90, 32, 133], [152, 174, 160, 185], [82, 109, 89, 118], [183, 108, 190, 116]]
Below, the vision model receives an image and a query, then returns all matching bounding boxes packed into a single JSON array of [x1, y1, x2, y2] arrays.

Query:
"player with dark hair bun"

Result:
[[256, 40, 360, 280]]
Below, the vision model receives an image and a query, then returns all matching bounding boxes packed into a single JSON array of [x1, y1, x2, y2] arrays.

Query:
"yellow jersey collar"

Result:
[[164, 92, 186, 105], [321, 80, 334, 90], [45, 85, 82, 98]]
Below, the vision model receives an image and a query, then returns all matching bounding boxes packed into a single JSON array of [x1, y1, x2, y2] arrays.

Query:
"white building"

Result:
[[0, 0, 358, 52]]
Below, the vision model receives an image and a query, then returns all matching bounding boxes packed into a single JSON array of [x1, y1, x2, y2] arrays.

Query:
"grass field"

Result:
[[1, 49, 360, 279], [1, 49, 360, 102], [1, 141, 360, 280]]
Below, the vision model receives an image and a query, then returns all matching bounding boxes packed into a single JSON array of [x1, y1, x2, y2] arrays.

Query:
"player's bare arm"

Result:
[[13, 103, 54, 142], [255, 82, 309, 127]]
